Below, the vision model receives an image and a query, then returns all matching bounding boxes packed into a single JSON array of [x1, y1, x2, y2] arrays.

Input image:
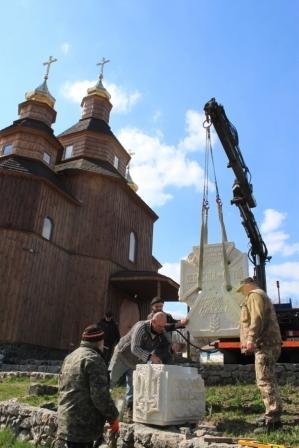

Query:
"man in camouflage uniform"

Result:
[[237, 277, 282, 431], [57, 324, 119, 448]]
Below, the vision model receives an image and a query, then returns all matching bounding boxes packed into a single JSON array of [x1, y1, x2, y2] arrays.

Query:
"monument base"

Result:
[[133, 364, 205, 426]]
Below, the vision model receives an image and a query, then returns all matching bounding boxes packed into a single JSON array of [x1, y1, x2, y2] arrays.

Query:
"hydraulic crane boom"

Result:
[[204, 98, 270, 290]]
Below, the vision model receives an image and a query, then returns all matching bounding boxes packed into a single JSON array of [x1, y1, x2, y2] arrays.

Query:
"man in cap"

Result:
[[237, 277, 282, 431], [57, 324, 119, 448], [109, 312, 171, 421], [147, 296, 188, 341]]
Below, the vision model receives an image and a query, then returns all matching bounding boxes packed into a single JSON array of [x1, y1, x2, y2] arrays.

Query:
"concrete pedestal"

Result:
[[133, 364, 205, 426]]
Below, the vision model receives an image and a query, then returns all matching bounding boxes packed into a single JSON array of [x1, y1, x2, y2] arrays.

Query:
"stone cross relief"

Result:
[[180, 243, 248, 338]]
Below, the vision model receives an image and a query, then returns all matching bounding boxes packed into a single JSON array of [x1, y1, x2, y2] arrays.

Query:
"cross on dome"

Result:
[[43, 56, 58, 81], [97, 57, 110, 81]]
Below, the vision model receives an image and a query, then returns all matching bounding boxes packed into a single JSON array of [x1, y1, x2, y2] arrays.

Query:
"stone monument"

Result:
[[133, 364, 205, 426], [180, 242, 248, 342]]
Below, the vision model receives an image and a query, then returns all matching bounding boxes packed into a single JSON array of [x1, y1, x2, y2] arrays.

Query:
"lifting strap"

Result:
[[197, 129, 209, 290], [198, 123, 232, 291]]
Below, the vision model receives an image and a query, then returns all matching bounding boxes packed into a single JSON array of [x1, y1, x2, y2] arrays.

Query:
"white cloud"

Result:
[[178, 110, 207, 152], [266, 262, 299, 305], [62, 80, 92, 103], [159, 261, 181, 284], [60, 42, 70, 54], [261, 209, 286, 233], [61, 79, 141, 113], [118, 125, 210, 207], [117, 109, 214, 207], [258, 209, 299, 304], [267, 262, 299, 280], [107, 83, 141, 113], [261, 208, 299, 256]]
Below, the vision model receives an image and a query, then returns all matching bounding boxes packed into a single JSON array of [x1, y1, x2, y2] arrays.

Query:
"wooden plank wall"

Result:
[[0, 171, 156, 350]]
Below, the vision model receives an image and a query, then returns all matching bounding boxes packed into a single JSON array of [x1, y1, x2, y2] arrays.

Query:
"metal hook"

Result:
[[203, 118, 212, 129]]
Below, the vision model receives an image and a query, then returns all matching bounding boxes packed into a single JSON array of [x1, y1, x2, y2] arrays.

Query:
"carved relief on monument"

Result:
[[180, 242, 248, 340], [134, 364, 162, 417], [133, 364, 205, 426]]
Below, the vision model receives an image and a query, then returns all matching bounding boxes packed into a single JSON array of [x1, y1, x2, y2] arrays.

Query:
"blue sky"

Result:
[[1, 0, 299, 315]]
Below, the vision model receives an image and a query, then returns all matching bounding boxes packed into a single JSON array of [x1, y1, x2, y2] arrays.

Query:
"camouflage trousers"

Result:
[[255, 346, 282, 418]]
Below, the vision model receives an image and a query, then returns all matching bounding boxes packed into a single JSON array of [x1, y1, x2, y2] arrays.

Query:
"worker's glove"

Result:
[[109, 418, 120, 433]]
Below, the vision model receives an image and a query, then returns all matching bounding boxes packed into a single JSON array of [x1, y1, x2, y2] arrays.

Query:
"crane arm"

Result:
[[204, 98, 270, 290]]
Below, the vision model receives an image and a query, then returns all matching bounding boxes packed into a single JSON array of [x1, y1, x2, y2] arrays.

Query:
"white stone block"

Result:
[[180, 242, 248, 342], [133, 364, 205, 426]]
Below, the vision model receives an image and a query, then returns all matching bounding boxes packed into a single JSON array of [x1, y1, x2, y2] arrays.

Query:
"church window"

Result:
[[2, 143, 13, 155], [113, 155, 119, 169], [64, 145, 73, 159], [43, 152, 51, 164], [129, 231, 137, 262], [42, 217, 54, 240]]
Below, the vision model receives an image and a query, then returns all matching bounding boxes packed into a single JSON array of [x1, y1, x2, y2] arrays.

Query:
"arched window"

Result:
[[2, 143, 13, 155], [43, 152, 51, 164], [64, 145, 73, 159], [42, 217, 53, 240], [129, 231, 137, 262], [113, 155, 119, 169]]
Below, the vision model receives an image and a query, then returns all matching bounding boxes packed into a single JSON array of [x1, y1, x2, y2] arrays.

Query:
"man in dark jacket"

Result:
[[57, 324, 119, 448], [109, 312, 171, 420], [97, 311, 120, 364], [147, 296, 188, 341]]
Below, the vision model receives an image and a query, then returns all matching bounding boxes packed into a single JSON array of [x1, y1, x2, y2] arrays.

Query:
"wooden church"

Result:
[[0, 58, 178, 353]]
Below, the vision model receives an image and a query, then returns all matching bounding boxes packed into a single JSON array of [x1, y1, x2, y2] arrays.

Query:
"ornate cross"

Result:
[[97, 57, 110, 81], [43, 56, 57, 80], [127, 150, 135, 171]]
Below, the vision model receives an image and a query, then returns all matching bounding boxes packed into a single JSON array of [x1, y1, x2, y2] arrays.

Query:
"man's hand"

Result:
[[150, 353, 161, 364], [109, 418, 120, 433], [246, 341, 256, 353], [179, 317, 188, 326]]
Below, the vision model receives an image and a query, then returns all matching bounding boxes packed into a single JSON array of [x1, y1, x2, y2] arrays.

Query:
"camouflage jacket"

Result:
[[240, 288, 281, 351], [57, 341, 119, 443]]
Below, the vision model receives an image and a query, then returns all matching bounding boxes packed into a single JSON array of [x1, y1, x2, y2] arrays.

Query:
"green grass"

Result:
[[206, 383, 299, 447], [0, 428, 43, 447], [0, 377, 58, 407], [0, 378, 298, 446]]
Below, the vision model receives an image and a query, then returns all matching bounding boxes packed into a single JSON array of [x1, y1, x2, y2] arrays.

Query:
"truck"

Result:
[[203, 98, 299, 364]]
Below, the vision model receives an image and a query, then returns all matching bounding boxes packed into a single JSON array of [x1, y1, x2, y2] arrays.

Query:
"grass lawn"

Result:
[[0, 428, 43, 447], [205, 383, 299, 447], [0, 376, 58, 407], [0, 378, 298, 446]]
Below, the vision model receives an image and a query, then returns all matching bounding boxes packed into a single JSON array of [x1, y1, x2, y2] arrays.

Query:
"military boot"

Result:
[[254, 415, 282, 434]]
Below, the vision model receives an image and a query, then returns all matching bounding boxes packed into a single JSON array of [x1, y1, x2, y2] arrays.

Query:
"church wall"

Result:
[[0, 228, 124, 350], [59, 132, 129, 177], [63, 171, 154, 271], [0, 174, 41, 231], [0, 131, 59, 169], [0, 171, 152, 349]]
